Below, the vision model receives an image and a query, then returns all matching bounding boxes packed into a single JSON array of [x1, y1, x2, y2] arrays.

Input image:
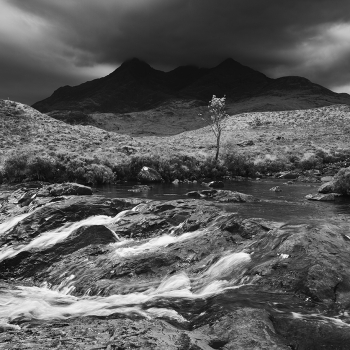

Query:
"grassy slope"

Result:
[[1, 99, 350, 169]]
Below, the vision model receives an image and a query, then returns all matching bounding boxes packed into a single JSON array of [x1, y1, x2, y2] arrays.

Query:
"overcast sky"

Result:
[[1, 0, 350, 105]]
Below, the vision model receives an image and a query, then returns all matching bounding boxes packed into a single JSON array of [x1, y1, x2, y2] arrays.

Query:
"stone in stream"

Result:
[[45, 183, 93, 196], [305, 193, 340, 201], [270, 186, 282, 192], [186, 189, 258, 203]]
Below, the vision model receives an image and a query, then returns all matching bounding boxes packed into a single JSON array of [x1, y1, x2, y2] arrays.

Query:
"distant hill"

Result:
[[32, 57, 350, 115]]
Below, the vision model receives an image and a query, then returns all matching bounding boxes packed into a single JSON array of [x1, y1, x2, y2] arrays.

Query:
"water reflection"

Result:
[[97, 180, 350, 221]]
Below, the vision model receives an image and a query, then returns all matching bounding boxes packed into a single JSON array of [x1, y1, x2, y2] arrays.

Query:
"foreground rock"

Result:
[[0, 182, 93, 222], [1, 187, 350, 349]]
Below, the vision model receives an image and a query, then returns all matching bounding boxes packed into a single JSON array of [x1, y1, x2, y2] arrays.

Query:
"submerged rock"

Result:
[[270, 186, 282, 192], [128, 185, 152, 193]]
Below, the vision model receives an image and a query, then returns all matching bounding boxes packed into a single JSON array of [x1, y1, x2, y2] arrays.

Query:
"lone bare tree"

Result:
[[208, 95, 228, 161]]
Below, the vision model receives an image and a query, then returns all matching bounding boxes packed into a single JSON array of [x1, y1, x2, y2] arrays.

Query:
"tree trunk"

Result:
[[215, 132, 221, 161]]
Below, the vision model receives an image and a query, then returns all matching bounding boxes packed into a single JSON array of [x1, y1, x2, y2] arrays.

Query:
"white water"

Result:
[[0, 212, 33, 236], [0, 252, 251, 325], [113, 229, 206, 258], [0, 209, 133, 262], [292, 312, 350, 328], [0, 215, 115, 262]]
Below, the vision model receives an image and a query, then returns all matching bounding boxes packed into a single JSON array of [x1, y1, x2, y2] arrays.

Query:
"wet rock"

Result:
[[187, 190, 258, 203], [273, 312, 350, 350], [318, 181, 335, 194], [186, 191, 202, 198], [248, 221, 350, 306], [197, 308, 289, 350], [46, 183, 92, 196], [2, 189, 350, 348], [270, 186, 282, 192], [137, 166, 163, 183], [0, 196, 144, 249], [200, 189, 217, 197], [211, 190, 258, 203], [208, 181, 224, 188], [172, 179, 180, 184], [305, 193, 339, 201], [0, 225, 118, 278]]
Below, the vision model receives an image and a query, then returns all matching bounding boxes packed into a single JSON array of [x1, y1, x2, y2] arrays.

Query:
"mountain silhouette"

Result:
[[32, 58, 350, 114]]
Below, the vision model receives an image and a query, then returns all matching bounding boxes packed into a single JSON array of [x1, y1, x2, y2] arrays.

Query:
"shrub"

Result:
[[253, 154, 288, 174], [27, 156, 57, 181], [251, 115, 263, 127], [85, 164, 115, 185], [3, 151, 29, 181], [333, 167, 350, 195], [222, 153, 256, 177], [298, 153, 322, 170]]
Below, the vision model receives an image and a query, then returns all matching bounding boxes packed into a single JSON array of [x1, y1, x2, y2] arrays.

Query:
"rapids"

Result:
[[1, 181, 350, 348]]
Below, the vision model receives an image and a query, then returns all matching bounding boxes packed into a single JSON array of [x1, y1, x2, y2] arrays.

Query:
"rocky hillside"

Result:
[[32, 58, 350, 118]]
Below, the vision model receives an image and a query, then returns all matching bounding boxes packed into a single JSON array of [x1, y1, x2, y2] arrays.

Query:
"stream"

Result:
[[1, 179, 350, 348]]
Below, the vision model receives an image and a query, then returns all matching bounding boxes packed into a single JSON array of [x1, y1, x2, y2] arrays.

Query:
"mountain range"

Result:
[[32, 57, 350, 115]]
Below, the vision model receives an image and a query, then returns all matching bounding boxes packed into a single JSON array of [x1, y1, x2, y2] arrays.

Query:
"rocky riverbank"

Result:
[[1, 183, 350, 349]]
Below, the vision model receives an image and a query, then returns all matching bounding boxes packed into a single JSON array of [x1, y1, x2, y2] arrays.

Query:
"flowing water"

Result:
[[1, 179, 350, 335], [98, 179, 350, 220]]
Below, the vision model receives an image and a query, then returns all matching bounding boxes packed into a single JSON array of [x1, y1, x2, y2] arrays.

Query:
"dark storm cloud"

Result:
[[2, 0, 350, 104]]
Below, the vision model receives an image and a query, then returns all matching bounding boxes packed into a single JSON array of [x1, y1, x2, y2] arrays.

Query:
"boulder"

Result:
[[211, 190, 258, 203], [318, 181, 335, 194], [208, 181, 224, 188], [46, 183, 93, 196], [305, 193, 339, 201], [186, 191, 202, 198], [137, 166, 163, 183]]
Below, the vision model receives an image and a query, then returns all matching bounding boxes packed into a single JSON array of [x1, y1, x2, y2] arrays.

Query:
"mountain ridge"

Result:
[[32, 58, 350, 114]]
